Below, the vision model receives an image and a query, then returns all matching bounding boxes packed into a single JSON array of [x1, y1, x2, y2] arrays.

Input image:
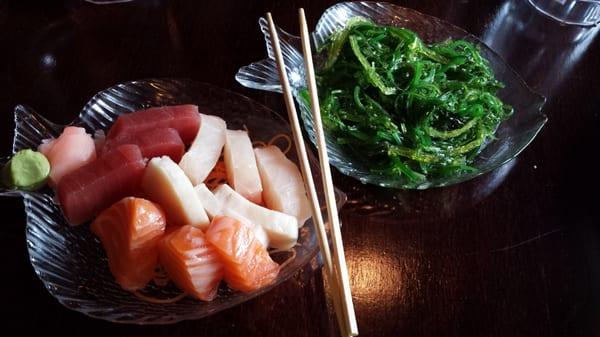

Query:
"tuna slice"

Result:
[[159, 225, 224, 301], [142, 156, 210, 228], [91, 197, 166, 291], [212, 184, 298, 250], [205, 216, 280, 293], [57, 144, 146, 225], [223, 130, 263, 204], [179, 114, 227, 185], [102, 128, 185, 162], [254, 146, 311, 227], [107, 105, 200, 144], [38, 126, 97, 187]]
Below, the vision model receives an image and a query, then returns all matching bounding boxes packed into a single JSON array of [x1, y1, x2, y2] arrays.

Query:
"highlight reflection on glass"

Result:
[[527, 0, 600, 26], [484, 0, 600, 97]]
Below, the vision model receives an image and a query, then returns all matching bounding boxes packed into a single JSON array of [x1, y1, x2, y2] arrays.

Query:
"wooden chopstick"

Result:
[[265, 12, 355, 337], [298, 8, 358, 336]]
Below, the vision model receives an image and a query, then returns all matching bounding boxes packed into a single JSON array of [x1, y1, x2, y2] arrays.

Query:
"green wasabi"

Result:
[[2, 149, 50, 191]]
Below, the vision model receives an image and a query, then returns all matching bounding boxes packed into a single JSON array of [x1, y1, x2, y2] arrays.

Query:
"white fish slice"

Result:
[[179, 114, 227, 185], [254, 145, 311, 227], [142, 156, 210, 228], [223, 129, 263, 205], [212, 184, 297, 250], [194, 183, 269, 248]]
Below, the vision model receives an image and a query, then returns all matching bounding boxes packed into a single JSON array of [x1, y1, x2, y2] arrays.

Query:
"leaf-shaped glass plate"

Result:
[[0, 78, 346, 324], [236, 1, 547, 189]]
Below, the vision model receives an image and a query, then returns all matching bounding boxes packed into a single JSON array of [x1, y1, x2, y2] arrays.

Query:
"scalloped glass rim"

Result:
[[236, 1, 547, 189], [0, 79, 346, 324]]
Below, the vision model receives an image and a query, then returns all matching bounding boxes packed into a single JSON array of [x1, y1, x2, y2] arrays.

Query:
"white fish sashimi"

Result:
[[254, 146, 311, 227], [194, 184, 222, 219], [142, 156, 210, 229], [179, 114, 227, 185], [223, 129, 263, 205], [212, 184, 297, 250], [194, 183, 269, 248]]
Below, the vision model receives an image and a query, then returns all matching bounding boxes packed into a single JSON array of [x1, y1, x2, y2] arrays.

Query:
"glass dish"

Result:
[[236, 1, 548, 189], [0, 79, 346, 324]]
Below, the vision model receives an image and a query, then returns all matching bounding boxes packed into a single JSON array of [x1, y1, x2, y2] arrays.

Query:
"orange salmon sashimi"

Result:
[[205, 216, 280, 293], [91, 197, 166, 291], [159, 225, 224, 301]]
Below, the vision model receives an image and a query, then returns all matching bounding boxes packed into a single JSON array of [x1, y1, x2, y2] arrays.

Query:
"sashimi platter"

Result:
[[0, 79, 343, 323]]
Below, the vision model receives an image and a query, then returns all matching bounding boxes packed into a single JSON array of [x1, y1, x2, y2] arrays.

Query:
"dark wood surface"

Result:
[[1, 0, 599, 336]]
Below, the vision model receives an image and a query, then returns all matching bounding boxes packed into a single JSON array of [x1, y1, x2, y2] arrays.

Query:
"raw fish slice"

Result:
[[38, 126, 97, 187], [57, 144, 146, 225], [254, 146, 311, 227], [212, 184, 298, 250], [91, 197, 166, 291], [223, 130, 263, 204], [194, 183, 222, 219], [159, 225, 223, 301], [102, 128, 185, 162], [142, 156, 210, 228], [107, 105, 200, 144], [179, 114, 227, 185], [205, 216, 280, 293]]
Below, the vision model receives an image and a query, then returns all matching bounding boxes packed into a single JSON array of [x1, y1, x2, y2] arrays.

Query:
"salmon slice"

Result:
[[38, 126, 97, 187], [205, 216, 280, 293], [57, 144, 146, 225], [179, 114, 227, 185], [91, 197, 166, 291], [107, 105, 200, 145], [159, 225, 224, 301], [102, 128, 185, 162], [254, 146, 311, 227], [142, 156, 210, 228], [223, 130, 263, 204]]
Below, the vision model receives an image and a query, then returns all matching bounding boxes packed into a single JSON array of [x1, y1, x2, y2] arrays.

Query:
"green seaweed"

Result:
[[312, 19, 513, 181]]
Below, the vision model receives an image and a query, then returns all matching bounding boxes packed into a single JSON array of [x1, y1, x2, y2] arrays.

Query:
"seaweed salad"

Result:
[[310, 18, 513, 181]]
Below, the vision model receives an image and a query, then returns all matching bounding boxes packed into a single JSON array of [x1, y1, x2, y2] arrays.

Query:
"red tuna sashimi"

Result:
[[159, 225, 224, 301], [101, 128, 185, 162], [57, 144, 146, 225], [107, 105, 200, 144], [205, 216, 280, 293], [91, 197, 166, 291]]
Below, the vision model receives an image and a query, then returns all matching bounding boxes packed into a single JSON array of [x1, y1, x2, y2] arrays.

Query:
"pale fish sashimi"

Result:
[[254, 146, 311, 227], [212, 184, 297, 250], [38, 126, 96, 187], [179, 114, 227, 185], [142, 156, 210, 228], [223, 129, 263, 204], [194, 183, 269, 248], [194, 183, 222, 219]]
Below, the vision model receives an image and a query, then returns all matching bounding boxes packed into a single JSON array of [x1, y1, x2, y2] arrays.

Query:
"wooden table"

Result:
[[1, 0, 599, 336]]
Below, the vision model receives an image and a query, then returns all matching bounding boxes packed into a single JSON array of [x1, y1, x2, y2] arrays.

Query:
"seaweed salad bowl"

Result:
[[236, 1, 547, 189]]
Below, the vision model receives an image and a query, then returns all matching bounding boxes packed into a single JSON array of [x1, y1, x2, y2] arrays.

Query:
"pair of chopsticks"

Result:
[[266, 9, 358, 337]]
